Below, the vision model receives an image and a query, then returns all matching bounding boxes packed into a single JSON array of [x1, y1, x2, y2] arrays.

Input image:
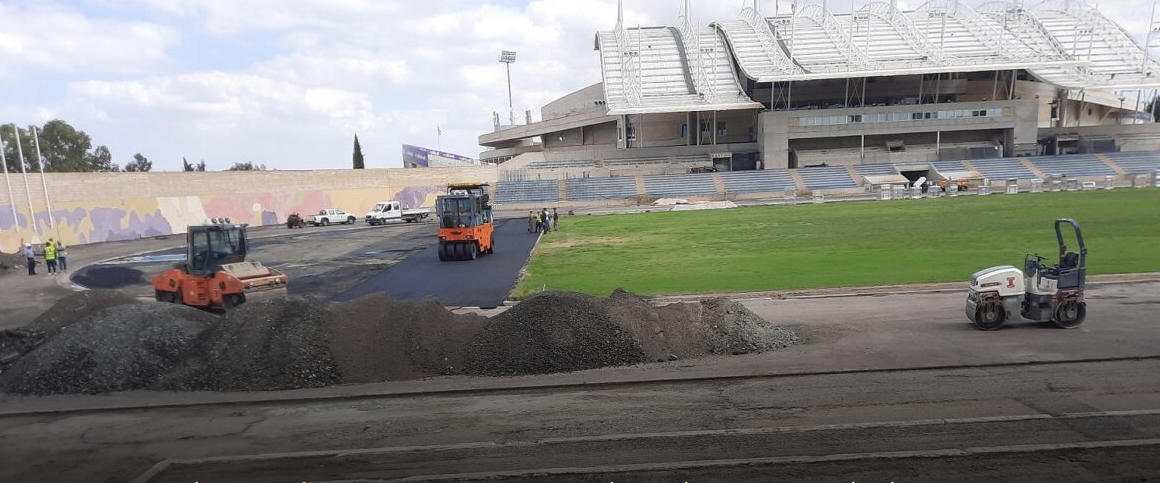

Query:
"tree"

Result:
[[183, 157, 194, 171], [86, 145, 119, 172], [352, 134, 365, 169], [1, 119, 115, 172], [124, 153, 152, 172], [226, 161, 266, 171], [195, 160, 206, 171]]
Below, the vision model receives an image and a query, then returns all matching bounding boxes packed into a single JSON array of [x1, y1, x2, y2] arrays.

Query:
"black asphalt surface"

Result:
[[334, 219, 540, 307]]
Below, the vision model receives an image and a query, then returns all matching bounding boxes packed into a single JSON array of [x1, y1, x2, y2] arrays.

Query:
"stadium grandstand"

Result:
[[480, 0, 1160, 205]]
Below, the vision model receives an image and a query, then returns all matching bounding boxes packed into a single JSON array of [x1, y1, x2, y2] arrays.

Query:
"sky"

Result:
[[0, 0, 1153, 171]]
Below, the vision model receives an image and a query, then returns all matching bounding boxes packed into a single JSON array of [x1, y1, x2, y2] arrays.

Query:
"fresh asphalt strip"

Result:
[[334, 218, 540, 308]]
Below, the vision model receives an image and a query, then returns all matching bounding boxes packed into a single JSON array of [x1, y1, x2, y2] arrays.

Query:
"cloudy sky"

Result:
[[0, 0, 1153, 171]]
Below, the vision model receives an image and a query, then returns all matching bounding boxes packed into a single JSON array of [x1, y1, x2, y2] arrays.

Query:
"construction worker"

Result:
[[541, 208, 550, 234], [534, 211, 542, 234], [44, 237, 58, 274], [56, 240, 68, 271], [23, 243, 36, 276], [552, 208, 559, 231], [527, 210, 534, 233]]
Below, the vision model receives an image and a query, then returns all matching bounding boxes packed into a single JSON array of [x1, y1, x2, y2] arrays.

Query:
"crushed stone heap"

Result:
[[0, 289, 798, 396]]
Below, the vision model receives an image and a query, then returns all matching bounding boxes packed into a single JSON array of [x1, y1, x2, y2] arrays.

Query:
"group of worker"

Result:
[[21, 238, 68, 276], [528, 208, 559, 235]]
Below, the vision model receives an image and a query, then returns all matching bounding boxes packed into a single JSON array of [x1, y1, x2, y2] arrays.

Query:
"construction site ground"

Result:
[[2, 214, 1159, 482]]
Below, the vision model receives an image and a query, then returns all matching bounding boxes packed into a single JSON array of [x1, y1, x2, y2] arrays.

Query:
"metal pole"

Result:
[[11, 124, 37, 236], [936, 130, 941, 155], [0, 138, 19, 229], [1144, 1, 1159, 73], [31, 127, 54, 233], [506, 62, 514, 126]]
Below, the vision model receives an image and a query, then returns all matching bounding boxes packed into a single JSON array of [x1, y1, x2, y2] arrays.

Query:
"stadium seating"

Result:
[[796, 166, 858, 190], [965, 158, 1035, 180], [566, 177, 639, 201], [604, 156, 670, 167], [642, 173, 718, 197], [526, 159, 595, 169], [932, 160, 967, 172], [719, 169, 797, 193], [494, 180, 559, 204], [1106, 151, 1160, 173], [854, 163, 899, 177], [1029, 154, 1116, 177]]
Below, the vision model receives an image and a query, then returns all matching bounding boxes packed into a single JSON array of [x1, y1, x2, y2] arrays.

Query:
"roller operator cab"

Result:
[[151, 220, 288, 309], [966, 219, 1088, 331], [436, 183, 495, 261]]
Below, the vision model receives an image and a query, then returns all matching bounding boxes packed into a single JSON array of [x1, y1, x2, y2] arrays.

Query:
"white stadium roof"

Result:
[[597, 0, 1160, 115]]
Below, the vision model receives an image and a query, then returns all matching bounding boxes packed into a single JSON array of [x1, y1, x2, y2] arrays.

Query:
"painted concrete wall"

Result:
[[0, 166, 497, 253]]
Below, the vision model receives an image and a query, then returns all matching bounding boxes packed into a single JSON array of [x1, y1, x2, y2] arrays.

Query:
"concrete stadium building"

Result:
[[480, 1, 1160, 203]]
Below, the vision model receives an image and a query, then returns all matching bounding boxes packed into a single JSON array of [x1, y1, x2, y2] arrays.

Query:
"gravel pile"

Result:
[[162, 296, 341, 392], [328, 294, 487, 382], [464, 292, 647, 376], [0, 288, 798, 395], [28, 289, 141, 338], [0, 304, 217, 395], [0, 251, 25, 273]]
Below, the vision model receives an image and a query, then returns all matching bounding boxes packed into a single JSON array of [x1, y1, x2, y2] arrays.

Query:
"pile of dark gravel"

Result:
[[162, 296, 341, 392], [28, 289, 141, 338], [328, 294, 487, 382], [464, 292, 647, 376], [0, 251, 26, 273], [0, 289, 799, 395], [0, 304, 217, 395]]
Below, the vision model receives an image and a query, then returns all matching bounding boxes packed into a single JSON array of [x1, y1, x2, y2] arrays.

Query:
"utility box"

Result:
[[813, 192, 826, 204], [977, 185, 990, 196], [1066, 179, 1080, 191], [1006, 178, 1019, 194], [1030, 178, 1043, 193], [1154, 170, 1160, 188], [784, 190, 796, 205], [879, 185, 892, 200]]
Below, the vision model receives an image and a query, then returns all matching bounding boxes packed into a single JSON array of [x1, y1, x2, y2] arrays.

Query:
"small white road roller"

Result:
[[966, 219, 1088, 331]]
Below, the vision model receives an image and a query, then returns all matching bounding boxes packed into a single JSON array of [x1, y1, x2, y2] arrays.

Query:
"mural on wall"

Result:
[[0, 184, 447, 254]]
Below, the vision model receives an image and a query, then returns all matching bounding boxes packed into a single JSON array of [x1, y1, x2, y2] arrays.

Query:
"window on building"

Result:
[[717, 122, 727, 136], [627, 123, 636, 140], [679, 123, 688, 138]]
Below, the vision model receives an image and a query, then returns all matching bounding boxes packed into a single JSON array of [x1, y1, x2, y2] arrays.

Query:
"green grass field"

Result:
[[513, 189, 1160, 298]]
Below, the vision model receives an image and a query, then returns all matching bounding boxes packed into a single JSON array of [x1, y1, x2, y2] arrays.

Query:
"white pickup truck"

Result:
[[309, 208, 357, 226], [365, 200, 430, 225]]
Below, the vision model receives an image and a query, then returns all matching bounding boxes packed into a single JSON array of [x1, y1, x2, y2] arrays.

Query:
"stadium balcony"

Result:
[[1105, 151, 1160, 174], [642, 173, 718, 197], [565, 177, 638, 201], [494, 180, 560, 204], [796, 166, 858, 190], [1029, 154, 1116, 177], [719, 169, 797, 194]]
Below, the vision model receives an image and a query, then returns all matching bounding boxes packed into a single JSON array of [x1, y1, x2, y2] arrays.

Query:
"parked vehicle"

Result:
[[365, 201, 431, 225], [309, 208, 356, 226], [286, 212, 306, 229]]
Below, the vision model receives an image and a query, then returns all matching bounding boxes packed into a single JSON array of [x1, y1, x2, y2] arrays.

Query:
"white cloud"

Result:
[[0, 2, 177, 77], [7, 0, 1157, 172]]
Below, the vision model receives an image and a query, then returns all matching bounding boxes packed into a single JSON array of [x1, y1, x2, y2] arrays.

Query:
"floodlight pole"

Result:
[[0, 137, 18, 229], [500, 51, 517, 126]]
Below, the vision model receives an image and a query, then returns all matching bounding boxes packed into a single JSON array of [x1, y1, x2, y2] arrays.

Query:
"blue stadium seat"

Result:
[[796, 166, 857, 190], [642, 173, 718, 197], [719, 170, 797, 193], [495, 180, 560, 204], [565, 177, 638, 201]]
